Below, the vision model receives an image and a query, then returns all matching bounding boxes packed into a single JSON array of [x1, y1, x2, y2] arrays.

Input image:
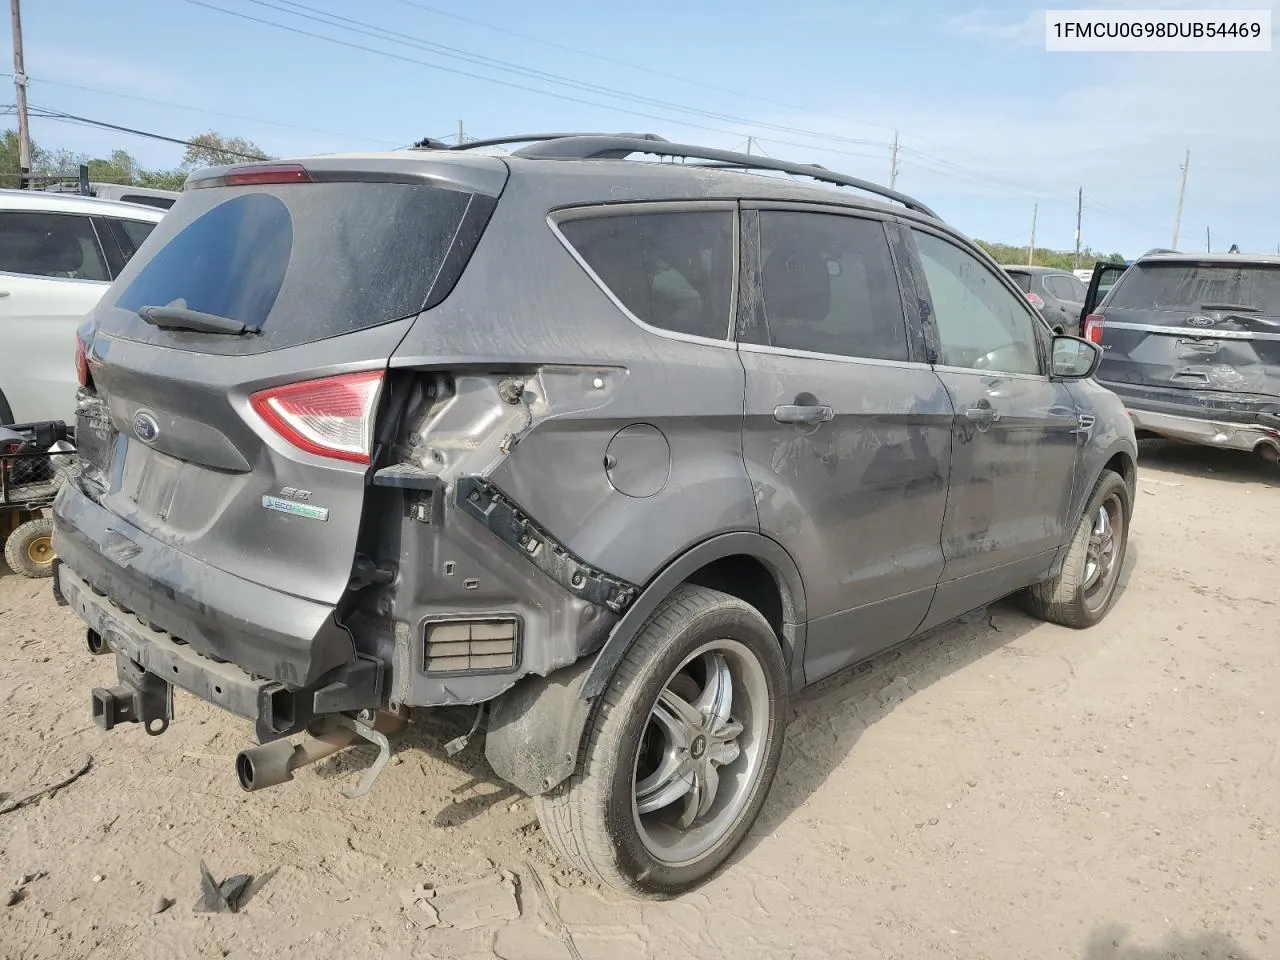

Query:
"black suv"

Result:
[[51, 134, 1137, 897], [1082, 251, 1280, 460]]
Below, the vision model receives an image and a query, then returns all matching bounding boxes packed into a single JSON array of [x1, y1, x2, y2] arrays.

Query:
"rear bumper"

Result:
[[1126, 408, 1280, 453], [52, 481, 357, 687], [56, 561, 382, 741], [1100, 380, 1280, 453]]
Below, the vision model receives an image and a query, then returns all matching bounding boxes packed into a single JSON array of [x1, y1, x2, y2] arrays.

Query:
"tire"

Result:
[[4, 517, 56, 578], [534, 585, 789, 897], [1025, 470, 1130, 628]]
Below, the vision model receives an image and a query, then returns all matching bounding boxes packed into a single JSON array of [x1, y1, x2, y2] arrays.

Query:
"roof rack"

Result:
[[507, 135, 938, 219], [412, 132, 670, 152]]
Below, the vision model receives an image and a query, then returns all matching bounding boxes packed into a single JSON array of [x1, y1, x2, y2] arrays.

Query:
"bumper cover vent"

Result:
[[423, 618, 519, 674]]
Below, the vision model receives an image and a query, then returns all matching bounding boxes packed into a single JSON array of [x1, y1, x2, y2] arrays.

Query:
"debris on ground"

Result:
[[400, 868, 520, 931], [194, 861, 253, 914], [5, 888, 23, 907], [153, 895, 173, 915], [0, 756, 93, 816], [523, 862, 584, 960]]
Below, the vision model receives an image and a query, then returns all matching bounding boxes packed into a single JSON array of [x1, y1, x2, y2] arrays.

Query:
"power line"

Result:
[[1, 72, 401, 146], [22, 103, 267, 159], [382, 0, 906, 136], [231, 0, 890, 151], [178, 0, 1115, 210]]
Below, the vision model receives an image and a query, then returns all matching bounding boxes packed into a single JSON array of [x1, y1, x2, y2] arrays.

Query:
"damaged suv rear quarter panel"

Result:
[[381, 161, 759, 706]]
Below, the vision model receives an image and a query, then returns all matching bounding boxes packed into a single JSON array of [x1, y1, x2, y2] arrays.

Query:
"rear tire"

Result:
[[4, 517, 56, 579], [534, 585, 788, 897], [1025, 470, 1129, 628]]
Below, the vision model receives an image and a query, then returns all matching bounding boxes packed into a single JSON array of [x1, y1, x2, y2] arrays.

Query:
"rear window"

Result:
[[103, 182, 481, 353], [1006, 271, 1032, 292], [559, 210, 734, 340], [1108, 262, 1280, 314]]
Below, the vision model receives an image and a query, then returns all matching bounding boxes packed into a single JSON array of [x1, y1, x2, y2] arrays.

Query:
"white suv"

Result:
[[0, 189, 165, 424]]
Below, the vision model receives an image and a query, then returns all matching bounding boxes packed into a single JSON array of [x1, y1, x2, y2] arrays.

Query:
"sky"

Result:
[[2, 0, 1278, 259]]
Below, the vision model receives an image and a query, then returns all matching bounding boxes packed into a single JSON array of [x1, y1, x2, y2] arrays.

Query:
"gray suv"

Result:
[[50, 135, 1137, 897]]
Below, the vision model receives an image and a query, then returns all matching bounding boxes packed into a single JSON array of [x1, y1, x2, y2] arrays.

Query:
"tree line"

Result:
[[977, 240, 1127, 270], [0, 128, 271, 191]]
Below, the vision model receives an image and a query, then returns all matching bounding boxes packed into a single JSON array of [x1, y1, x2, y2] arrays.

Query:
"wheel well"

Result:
[[1104, 451, 1135, 495], [684, 554, 785, 640]]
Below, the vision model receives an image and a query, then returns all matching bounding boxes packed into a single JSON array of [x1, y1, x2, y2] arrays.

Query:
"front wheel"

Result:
[[534, 585, 788, 897], [1025, 470, 1130, 628]]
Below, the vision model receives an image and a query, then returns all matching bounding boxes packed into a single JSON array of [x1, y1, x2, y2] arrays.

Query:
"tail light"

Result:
[[250, 370, 384, 464], [1026, 292, 1045, 310], [75, 337, 88, 388], [1083, 313, 1105, 344]]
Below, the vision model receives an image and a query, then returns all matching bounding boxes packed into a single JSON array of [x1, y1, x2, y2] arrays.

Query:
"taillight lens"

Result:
[[250, 370, 383, 464], [1027, 292, 1046, 310], [1083, 313, 1105, 344], [75, 336, 88, 388]]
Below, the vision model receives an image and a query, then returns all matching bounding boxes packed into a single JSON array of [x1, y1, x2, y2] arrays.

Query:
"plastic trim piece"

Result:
[[455, 476, 638, 614]]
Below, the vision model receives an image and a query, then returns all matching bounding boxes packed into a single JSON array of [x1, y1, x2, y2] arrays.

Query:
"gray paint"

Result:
[[53, 145, 1138, 797]]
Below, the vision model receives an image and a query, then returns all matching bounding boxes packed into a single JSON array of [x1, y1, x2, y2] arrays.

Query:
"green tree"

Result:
[[181, 131, 271, 169]]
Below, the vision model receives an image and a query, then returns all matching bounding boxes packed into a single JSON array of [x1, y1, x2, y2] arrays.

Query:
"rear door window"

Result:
[[1006, 271, 1032, 293], [558, 209, 734, 340], [1108, 262, 1280, 314], [1044, 274, 1085, 301], [0, 212, 110, 282], [103, 181, 485, 354], [756, 210, 908, 361]]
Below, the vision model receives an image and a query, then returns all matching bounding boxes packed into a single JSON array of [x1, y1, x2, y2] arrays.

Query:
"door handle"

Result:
[[773, 404, 834, 425], [964, 406, 1001, 423], [0, 290, 10, 298]]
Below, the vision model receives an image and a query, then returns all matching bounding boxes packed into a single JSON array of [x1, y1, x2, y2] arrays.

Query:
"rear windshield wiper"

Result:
[[137, 306, 261, 335], [1201, 303, 1262, 313]]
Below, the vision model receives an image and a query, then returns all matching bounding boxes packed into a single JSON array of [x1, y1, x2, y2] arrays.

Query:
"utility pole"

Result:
[[10, 0, 31, 189], [745, 136, 753, 156], [456, 119, 464, 145], [1029, 203, 1038, 266], [889, 130, 900, 190], [1073, 187, 1083, 269], [1172, 147, 1190, 250], [1206, 226, 1211, 253]]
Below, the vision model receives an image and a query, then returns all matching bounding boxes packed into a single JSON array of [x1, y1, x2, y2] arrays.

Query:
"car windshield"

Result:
[[1108, 262, 1280, 314]]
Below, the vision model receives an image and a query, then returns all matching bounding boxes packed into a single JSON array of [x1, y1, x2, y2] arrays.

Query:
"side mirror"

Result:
[[1051, 335, 1102, 379]]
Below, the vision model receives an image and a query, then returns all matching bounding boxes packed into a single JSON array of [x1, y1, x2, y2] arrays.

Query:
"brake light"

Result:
[[250, 371, 383, 464], [225, 164, 311, 186], [188, 163, 312, 190], [1027, 292, 1045, 310], [1083, 313, 1105, 344], [75, 337, 87, 388]]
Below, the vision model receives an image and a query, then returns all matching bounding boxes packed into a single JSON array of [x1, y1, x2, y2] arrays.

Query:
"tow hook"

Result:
[[235, 709, 406, 799]]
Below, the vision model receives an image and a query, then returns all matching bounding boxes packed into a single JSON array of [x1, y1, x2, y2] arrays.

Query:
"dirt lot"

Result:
[[2, 440, 1277, 960]]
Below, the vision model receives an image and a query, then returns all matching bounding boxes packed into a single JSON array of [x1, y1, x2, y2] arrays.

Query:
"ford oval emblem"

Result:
[[1186, 315, 1216, 327], [132, 410, 160, 445]]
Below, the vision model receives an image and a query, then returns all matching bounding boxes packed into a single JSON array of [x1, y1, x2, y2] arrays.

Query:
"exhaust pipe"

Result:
[[236, 721, 358, 792], [86, 629, 110, 655]]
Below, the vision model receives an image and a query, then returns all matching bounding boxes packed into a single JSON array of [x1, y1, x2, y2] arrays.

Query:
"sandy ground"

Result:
[[1, 439, 1278, 960]]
